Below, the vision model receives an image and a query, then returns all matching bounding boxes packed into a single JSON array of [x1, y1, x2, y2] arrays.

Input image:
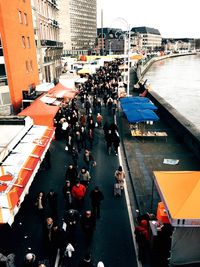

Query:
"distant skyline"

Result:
[[97, 0, 200, 38]]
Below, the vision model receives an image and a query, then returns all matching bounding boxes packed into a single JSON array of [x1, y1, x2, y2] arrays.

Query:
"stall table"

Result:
[[131, 130, 168, 142]]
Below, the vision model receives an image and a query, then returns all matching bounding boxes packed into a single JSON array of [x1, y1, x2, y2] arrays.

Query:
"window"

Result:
[[25, 61, 29, 72], [22, 36, 26, 48], [27, 37, 30, 48], [24, 13, 28, 25], [18, 11, 23, 24]]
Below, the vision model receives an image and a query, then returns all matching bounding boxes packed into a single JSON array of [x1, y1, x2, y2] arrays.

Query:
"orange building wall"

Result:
[[0, 0, 39, 112]]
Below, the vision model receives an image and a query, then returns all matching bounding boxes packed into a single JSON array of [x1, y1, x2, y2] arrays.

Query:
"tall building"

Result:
[[31, 0, 63, 83], [58, 0, 71, 51], [131, 26, 162, 52], [60, 0, 97, 55], [0, 0, 39, 113]]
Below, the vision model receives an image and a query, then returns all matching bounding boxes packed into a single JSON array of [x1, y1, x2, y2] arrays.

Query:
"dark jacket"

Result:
[[90, 189, 104, 205]]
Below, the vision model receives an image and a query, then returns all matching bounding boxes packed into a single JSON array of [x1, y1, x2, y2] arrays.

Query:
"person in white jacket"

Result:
[[97, 261, 104, 267]]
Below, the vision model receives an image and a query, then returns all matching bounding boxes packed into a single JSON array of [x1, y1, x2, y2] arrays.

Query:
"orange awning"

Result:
[[130, 54, 144, 60], [18, 99, 59, 127], [154, 171, 200, 223]]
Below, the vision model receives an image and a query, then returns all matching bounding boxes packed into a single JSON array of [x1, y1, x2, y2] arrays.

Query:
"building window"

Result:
[[24, 13, 28, 25], [25, 61, 29, 72], [22, 36, 26, 48], [27, 37, 30, 48], [18, 11, 23, 24]]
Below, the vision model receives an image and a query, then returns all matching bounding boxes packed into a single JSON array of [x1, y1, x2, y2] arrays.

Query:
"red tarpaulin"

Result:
[[18, 99, 59, 127]]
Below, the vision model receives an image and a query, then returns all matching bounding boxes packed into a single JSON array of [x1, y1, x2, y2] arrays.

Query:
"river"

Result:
[[143, 54, 200, 130]]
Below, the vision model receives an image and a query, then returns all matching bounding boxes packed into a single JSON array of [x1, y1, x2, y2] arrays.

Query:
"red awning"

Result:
[[18, 99, 59, 127]]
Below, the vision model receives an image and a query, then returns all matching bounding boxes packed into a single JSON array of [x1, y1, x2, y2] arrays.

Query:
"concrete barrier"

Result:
[[148, 90, 200, 161]]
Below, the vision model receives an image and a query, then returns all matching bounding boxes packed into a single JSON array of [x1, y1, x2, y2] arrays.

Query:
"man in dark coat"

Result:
[[78, 253, 94, 267], [89, 186, 104, 218], [80, 210, 96, 246]]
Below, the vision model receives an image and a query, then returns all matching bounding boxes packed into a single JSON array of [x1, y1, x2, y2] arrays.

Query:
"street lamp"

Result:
[[109, 41, 112, 55], [113, 17, 131, 96]]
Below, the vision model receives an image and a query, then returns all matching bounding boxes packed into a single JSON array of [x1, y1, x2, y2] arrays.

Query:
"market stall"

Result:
[[47, 82, 77, 100], [153, 171, 200, 266], [0, 117, 55, 225], [18, 99, 59, 127]]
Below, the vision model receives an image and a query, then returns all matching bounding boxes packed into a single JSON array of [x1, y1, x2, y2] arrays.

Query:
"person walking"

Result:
[[71, 181, 87, 210], [89, 186, 104, 219], [65, 164, 78, 186], [71, 147, 79, 167], [83, 149, 95, 172], [78, 167, 91, 186], [96, 113, 103, 128], [46, 189, 58, 222], [78, 253, 94, 267], [114, 166, 125, 189], [80, 211, 96, 247], [35, 191, 45, 219], [112, 131, 120, 156]]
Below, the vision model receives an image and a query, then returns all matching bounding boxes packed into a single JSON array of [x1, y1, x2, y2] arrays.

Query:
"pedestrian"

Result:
[[47, 189, 58, 221], [89, 186, 104, 219], [97, 262, 104, 267], [71, 147, 79, 167], [71, 181, 87, 210], [104, 129, 112, 155], [35, 191, 45, 218], [114, 166, 125, 189], [83, 149, 95, 172], [65, 164, 78, 186], [62, 180, 72, 208], [96, 113, 103, 128], [23, 253, 37, 267], [78, 253, 94, 267], [78, 167, 91, 186], [63, 208, 80, 242], [134, 220, 150, 263], [80, 211, 96, 246], [112, 131, 120, 156], [43, 217, 64, 264]]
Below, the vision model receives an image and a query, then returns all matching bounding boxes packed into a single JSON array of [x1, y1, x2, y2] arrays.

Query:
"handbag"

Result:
[[92, 161, 97, 167]]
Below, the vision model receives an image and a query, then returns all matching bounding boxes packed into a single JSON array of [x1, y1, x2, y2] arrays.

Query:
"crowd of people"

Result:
[[19, 59, 127, 267]]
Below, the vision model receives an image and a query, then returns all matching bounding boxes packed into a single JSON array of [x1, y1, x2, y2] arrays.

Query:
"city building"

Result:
[[162, 38, 195, 52], [0, 0, 39, 114], [31, 0, 63, 83], [131, 26, 162, 52], [61, 0, 97, 56], [96, 28, 124, 55], [58, 0, 71, 52]]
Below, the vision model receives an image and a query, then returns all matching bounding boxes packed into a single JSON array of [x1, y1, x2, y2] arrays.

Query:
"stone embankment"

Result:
[[135, 52, 200, 161]]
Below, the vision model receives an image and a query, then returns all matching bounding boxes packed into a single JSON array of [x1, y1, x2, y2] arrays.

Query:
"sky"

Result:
[[97, 0, 200, 38]]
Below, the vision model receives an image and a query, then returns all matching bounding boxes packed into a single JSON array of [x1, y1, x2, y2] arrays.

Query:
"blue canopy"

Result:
[[120, 96, 150, 104], [121, 102, 157, 111], [125, 109, 159, 123]]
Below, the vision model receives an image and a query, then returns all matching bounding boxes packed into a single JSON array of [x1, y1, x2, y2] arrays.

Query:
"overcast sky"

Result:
[[97, 0, 200, 38]]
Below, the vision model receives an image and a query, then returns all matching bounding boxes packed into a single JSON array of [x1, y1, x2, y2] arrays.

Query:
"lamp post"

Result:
[[113, 17, 131, 96], [109, 41, 112, 55]]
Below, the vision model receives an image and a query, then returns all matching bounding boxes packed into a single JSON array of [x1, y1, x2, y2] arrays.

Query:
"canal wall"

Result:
[[134, 52, 200, 160], [148, 91, 200, 161], [136, 52, 196, 79]]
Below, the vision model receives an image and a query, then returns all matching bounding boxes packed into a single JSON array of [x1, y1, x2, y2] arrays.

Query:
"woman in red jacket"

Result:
[[71, 181, 86, 210]]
